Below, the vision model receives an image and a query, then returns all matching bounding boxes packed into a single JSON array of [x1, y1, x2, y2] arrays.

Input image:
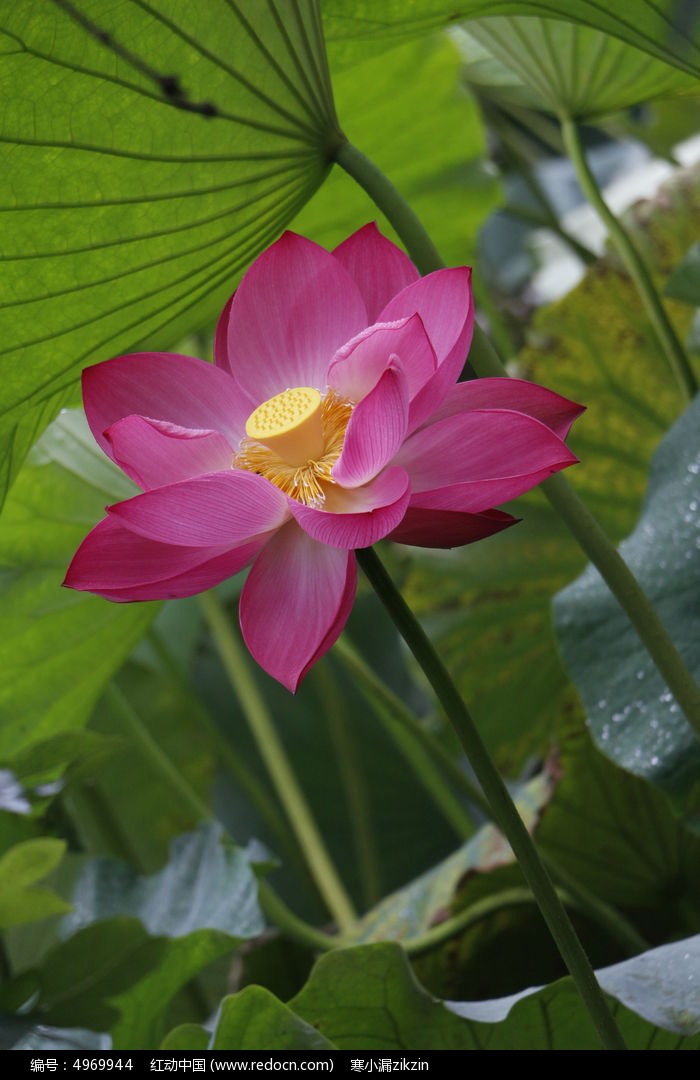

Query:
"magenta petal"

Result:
[[108, 471, 289, 546], [64, 516, 227, 590], [333, 361, 409, 488], [289, 467, 410, 549], [240, 524, 357, 692], [225, 232, 367, 403], [377, 267, 474, 430], [64, 514, 269, 600], [104, 415, 234, 490], [389, 506, 517, 548], [83, 352, 250, 457], [96, 540, 268, 602], [394, 409, 577, 510], [333, 223, 420, 324], [427, 378, 585, 440], [327, 314, 436, 404]]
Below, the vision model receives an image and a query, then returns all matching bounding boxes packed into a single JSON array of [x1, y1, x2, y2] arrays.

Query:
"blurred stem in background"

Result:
[[198, 591, 357, 933], [314, 660, 383, 909], [560, 114, 698, 402]]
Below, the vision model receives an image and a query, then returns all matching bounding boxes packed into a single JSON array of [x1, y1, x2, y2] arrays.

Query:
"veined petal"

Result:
[[225, 232, 367, 402], [240, 523, 357, 692], [377, 267, 474, 431], [105, 415, 234, 490], [426, 378, 585, 439], [290, 467, 410, 549], [333, 361, 409, 488], [389, 506, 517, 548], [83, 352, 250, 457], [63, 515, 268, 600], [107, 471, 289, 547], [97, 542, 267, 602], [394, 408, 577, 510], [333, 223, 420, 324], [327, 314, 436, 403]]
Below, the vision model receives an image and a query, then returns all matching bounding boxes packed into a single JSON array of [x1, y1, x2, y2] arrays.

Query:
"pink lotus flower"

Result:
[[64, 225, 582, 690]]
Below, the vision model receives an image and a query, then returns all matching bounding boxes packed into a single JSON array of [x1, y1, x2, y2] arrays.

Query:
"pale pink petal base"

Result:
[[378, 267, 474, 431], [290, 467, 410, 549], [328, 315, 436, 404], [333, 362, 409, 488], [240, 523, 357, 692], [224, 232, 367, 402]]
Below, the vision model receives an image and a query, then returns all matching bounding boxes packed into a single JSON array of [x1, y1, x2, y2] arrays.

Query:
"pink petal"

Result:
[[394, 409, 577, 512], [333, 223, 420, 324], [224, 232, 367, 403], [389, 506, 517, 548], [332, 361, 409, 488], [97, 542, 267, 602], [83, 352, 250, 457], [289, 467, 410, 549], [427, 378, 585, 440], [213, 292, 237, 373], [240, 523, 357, 692], [63, 515, 268, 600], [327, 314, 436, 404], [104, 415, 234, 490], [107, 471, 289, 547], [377, 267, 474, 431]]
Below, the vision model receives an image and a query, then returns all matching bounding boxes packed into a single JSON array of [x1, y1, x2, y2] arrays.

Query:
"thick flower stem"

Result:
[[335, 141, 444, 277], [104, 683, 346, 953], [198, 591, 358, 933], [336, 138, 700, 744], [560, 116, 698, 403], [356, 547, 627, 1052]]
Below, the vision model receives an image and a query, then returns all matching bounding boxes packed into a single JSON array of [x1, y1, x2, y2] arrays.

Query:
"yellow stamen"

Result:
[[245, 386, 324, 467], [236, 389, 352, 507]]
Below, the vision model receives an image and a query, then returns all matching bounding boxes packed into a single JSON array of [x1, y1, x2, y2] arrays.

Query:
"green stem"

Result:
[[339, 639, 647, 954], [315, 661, 383, 908], [335, 142, 444, 275], [337, 641, 645, 955], [104, 684, 345, 953], [541, 853, 648, 956], [499, 129, 597, 267], [198, 591, 357, 933], [336, 138, 700, 744], [560, 116, 697, 402], [357, 547, 626, 1051], [106, 683, 210, 822], [404, 887, 534, 957], [471, 275, 517, 362], [471, 326, 700, 739], [147, 629, 307, 881], [336, 637, 487, 825], [544, 474, 700, 740]]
